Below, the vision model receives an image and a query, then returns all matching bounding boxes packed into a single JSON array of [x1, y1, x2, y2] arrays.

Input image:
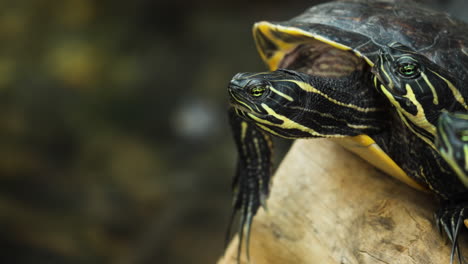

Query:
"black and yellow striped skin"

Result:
[[437, 112, 468, 188], [374, 43, 468, 150], [251, 17, 438, 191], [372, 44, 468, 197], [226, 0, 468, 263], [435, 113, 468, 261], [227, 68, 468, 262], [374, 45, 468, 262], [435, 111, 468, 262], [229, 70, 386, 139], [226, 108, 272, 261], [248, 2, 468, 196], [228, 68, 468, 200], [226, 69, 389, 259]]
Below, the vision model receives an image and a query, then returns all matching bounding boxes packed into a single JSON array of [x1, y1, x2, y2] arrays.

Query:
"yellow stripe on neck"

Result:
[[431, 69, 468, 110], [287, 80, 379, 112], [269, 86, 294, 101]]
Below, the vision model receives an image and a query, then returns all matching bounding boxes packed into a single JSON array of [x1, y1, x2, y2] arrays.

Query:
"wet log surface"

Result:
[[219, 139, 468, 264]]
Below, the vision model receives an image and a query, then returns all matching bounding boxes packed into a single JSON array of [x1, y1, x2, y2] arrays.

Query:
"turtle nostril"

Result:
[[229, 72, 256, 90], [228, 78, 245, 92]]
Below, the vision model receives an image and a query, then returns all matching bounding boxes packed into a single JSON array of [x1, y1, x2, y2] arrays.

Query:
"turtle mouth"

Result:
[[228, 85, 265, 117], [279, 42, 365, 78], [230, 103, 250, 114], [231, 104, 266, 119]]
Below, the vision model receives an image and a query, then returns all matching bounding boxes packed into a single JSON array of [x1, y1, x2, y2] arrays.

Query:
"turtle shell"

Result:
[[252, 0, 468, 192], [254, 0, 468, 83]]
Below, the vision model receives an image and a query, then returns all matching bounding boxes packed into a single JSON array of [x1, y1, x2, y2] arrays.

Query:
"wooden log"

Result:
[[218, 139, 468, 264]]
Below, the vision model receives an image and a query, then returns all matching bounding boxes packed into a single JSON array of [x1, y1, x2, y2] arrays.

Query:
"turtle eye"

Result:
[[250, 86, 267, 98], [396, 60, 420, 78]]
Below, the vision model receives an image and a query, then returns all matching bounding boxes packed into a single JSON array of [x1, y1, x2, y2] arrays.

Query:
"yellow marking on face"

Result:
[[380, 85, 398, 104], [380, 62, 393, 89], [431, 69, 468, 110], [403, 83, 436, 135], [269, 86, 294, 101], [231, 93, 255, 112], [397, 109, 435, 149], [380, 82, 437, 149], [240, 121, 248, 141], [373, 75, 378, 88], [247, 112, 320, 137], [381, 83, 436, 149], [253, 22, 373, 71], [289, 80, 379, 112], [421, 72, 438, 105], [248, 104, 344, 138]]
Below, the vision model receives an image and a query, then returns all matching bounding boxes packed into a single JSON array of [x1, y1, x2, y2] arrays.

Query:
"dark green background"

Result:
[[0, 1, 464, 263]]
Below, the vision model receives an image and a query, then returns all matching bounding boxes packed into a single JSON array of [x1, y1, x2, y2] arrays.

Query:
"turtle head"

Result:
[[374, 43, 448, 111], [228, 69, 386, 138], [436, 112, 468, 187], [228, 69, 297, 118], [373, 43, 467, 145]]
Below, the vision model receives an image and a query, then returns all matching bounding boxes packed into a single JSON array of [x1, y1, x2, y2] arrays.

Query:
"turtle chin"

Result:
[[230, 105, 264, 122]]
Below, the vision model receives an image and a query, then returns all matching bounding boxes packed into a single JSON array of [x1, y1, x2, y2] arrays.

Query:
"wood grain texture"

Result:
[[218, 139, 468, 264]]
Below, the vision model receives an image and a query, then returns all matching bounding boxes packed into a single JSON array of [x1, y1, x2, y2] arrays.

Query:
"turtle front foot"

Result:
[[435, 203, 468, 264], [226, 109, 274, 263]]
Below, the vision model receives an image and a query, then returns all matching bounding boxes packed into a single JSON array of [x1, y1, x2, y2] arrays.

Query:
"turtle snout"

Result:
[[228, 78, 244, 92], [228, 73, 253, 94], [228, 75, 249, 105]]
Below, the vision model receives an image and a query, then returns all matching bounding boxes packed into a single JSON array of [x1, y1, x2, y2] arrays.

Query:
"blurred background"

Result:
[[0, 1, 465, 264]]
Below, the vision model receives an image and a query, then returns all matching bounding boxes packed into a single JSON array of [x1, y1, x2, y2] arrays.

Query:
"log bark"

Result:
[[218, 139, 468, 264]]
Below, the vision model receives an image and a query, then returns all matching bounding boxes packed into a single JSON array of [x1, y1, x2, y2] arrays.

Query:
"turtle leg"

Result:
[[435, 203, 468, 264], [225, 108, 273, 263]]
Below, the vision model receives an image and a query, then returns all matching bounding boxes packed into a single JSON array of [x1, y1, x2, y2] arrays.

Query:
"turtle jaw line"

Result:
[[231, 104, 267, 120]]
